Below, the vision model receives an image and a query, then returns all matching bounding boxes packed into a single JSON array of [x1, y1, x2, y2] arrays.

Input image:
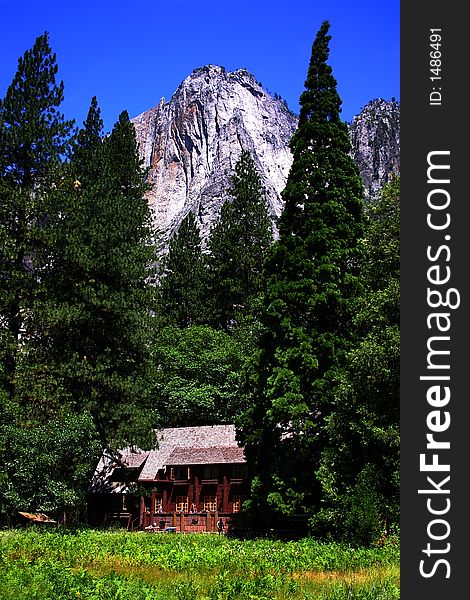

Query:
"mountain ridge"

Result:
[[131, 65, 399, 245]]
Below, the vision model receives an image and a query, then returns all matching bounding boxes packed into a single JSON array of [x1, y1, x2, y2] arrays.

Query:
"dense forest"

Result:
[[0, 22, 399, 546]]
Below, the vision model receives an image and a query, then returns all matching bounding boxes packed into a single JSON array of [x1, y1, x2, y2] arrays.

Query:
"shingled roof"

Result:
[[166, 445, 245, 466], [89, 424, 246, 491], [138, 424, 245, 481]]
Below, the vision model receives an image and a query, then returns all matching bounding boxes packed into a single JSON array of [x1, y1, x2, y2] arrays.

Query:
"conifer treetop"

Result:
[[290, 20, 351, 159], [0, 31, 73, 185]]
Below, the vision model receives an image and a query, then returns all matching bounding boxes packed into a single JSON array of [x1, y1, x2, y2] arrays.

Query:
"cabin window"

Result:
[[175, 496, 188, 512], [203, 465, 219, 480], [169, 466, 189, 480], [232, 495, 244, 513], [203, 496, 217, 512], [232, 464, 248, 479], [151, 495, 163, 513], [175, 466, 189, 480]]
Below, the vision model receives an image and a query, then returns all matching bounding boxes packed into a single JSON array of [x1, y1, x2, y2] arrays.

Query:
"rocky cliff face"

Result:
[[132, 65, 297, 245], [131, 67, 400, 244], [349, 98, 400, 200]]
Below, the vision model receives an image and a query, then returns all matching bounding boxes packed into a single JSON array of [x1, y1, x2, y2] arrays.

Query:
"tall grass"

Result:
[[0, 528, 399, 599]]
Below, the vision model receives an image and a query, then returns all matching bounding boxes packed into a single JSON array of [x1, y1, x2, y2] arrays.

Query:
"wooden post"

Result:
[[223, 476, 229, 513], [139, 496, 146, 529], [194, 475, 201, 510], [179, 512, 184, 532], [188, 482, 194, 509]]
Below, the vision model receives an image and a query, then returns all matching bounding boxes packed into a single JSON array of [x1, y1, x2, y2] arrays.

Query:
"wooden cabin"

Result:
[[87, 424, 249, 532]]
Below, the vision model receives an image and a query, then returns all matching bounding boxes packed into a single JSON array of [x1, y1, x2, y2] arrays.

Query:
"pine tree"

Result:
[[0, 34, 105, 521], [208, 150, 273, 330], [237, 22, 366, 521], [0, 32, 73, 401], [71, 95, 103, 184], [158, 211, 207, 327], [38, 105, 158, 449]]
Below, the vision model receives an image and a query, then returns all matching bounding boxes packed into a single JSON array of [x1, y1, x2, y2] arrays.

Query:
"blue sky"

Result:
[[0, 0, 399, 133]]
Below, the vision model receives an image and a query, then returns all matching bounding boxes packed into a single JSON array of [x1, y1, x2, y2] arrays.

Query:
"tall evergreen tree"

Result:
[[36, 105, 158, 449], [208, 150, 273, 330], [158, 211, 207, 327], [0, 34, 104, 522], [237, 22, 366, 522], [0, 32, 73, 401]]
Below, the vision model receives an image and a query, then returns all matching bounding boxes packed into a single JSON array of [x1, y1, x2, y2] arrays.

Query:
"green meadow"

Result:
[[0, 528, 399, 599]]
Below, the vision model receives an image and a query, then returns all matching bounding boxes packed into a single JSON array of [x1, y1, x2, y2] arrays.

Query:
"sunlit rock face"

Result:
[[349, 98, 400, 201], [131, 65, 298, 246], [132, 66, 400, 245]]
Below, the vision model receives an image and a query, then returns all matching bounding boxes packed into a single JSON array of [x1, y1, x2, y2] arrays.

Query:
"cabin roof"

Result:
[[166, 445, 246, 466], [139, 424, 244, 480], [89, 424, 245, 492]]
